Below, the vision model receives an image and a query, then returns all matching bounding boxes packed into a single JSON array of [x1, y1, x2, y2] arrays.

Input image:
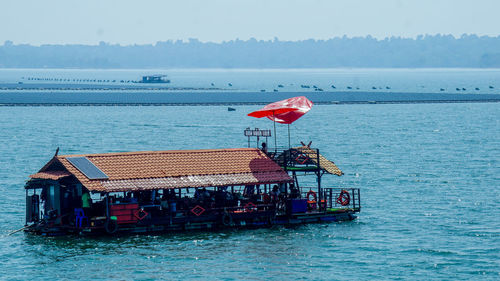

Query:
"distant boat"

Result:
[[331, 85, 336, 89], [456, 88, 460, 91], [475, 87, 480, 90], [211, 83, 215, 86], [489, 86, 494, 89], [228, 107, 236, 111], [228, 83, 233, 87], [277, 84, 284, 88], [273, 89, 278, 92], [260, 89, 266, 92], [440, 88, 445, 91], [139, 75, 170, 84], [347, 86, 352, 89], [372, 86, 377, 90]]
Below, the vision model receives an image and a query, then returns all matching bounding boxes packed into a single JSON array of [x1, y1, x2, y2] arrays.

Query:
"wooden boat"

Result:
[[24, 143, 360, 236]]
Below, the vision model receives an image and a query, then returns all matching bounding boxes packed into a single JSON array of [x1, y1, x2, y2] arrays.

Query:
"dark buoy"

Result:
[[273, 89, 278, 92], [347, 86, 352, 89], [456, 88, 460, 91], [489, 86, 494, 89], [462, 88, 466, 91], [372, 86, 377, 90], [331, 85, 336, 89], [228, 107, 236, 111], [278, 84, 284, 88], [228, 83, 233, 87], [260, 89, 266, 92], [211, 83, 215, 86], [440, 88, 445, 91], [386, 86, 391, 89], [475, 87, 480, 90]]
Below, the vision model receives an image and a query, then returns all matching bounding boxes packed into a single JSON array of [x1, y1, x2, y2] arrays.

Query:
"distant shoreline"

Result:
[[2, 100, 499, 107]]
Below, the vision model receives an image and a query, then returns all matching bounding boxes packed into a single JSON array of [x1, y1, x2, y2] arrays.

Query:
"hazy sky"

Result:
[[2, 0, 499, 45]]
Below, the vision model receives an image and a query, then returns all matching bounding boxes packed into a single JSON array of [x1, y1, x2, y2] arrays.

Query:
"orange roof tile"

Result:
[[296, 146, 343, 176], [29, 170, 72, 180], [38, 148, 291, 192]]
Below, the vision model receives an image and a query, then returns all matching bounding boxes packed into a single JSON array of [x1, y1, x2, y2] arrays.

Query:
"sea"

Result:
[[0, 69, 499, 280]]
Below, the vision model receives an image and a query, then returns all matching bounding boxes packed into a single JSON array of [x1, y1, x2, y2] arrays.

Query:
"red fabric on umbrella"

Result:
[[247, 107, 298, 118], [252, 96, 313, 124]]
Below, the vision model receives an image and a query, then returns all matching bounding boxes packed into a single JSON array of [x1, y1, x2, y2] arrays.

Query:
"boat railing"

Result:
[[178, 202, 276, 218], [300, 187, 361, 212], [272, 148, 320, 170]]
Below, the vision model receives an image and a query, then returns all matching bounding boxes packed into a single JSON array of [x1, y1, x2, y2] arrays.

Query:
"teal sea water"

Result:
[[0, 101, 498, 279]]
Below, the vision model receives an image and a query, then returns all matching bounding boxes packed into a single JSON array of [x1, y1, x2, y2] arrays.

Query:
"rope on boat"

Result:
[[7, 225, 29, 236]]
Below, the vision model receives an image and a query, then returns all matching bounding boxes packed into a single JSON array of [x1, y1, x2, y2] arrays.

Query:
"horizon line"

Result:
[[3, 33, 500, 47]]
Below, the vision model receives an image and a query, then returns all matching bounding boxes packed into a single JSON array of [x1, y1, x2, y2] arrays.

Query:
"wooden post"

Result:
[[105, 193, 109, 219], [25, 189, 28, 226], [316, 149, 322, 210], [329, 189, 332, 209]]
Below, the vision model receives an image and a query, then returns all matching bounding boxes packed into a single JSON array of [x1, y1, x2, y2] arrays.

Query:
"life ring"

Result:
[[104, 219, 118, 234], [307, 190, 317, 209], [306, 190, 317, 203], [221, 212, 233, 226], [336, 190, 350, 206]]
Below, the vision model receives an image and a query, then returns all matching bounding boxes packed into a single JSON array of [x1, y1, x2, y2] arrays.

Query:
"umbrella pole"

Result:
[[288, 124, 290, 149], [273, 112, 277, 152]]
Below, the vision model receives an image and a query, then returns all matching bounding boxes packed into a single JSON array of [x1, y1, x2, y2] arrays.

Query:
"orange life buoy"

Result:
[[306, 190, 317, 203], [336, 190, 350, 206]]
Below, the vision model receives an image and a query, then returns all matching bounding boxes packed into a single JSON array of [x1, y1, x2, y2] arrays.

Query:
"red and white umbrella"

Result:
[[248, 96, 313, 148]]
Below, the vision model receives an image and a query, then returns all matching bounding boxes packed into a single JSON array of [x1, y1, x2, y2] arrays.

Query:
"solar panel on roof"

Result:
[[66, 157, 109, 180]]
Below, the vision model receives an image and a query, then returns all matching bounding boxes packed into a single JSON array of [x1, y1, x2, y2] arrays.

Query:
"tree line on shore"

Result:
[[1, 34, 499, 68]]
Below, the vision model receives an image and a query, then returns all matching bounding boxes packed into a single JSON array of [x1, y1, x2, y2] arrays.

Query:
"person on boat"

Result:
[[289, 183, 300, 199], [270, 185, 280, 202], [81, 191, 92, 215], [160, 190, 169, 210], [201, 188, 210, 199], [243, 185, 255, 197], [260, 142, 268, 154], [194, 188, 201, 199]]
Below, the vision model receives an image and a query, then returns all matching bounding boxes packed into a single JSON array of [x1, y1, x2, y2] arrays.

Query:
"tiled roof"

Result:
[[38, 148, 291, 192], [101, 172, 291, 192], [29, 170, 72, 180], [296, 146, 343, 176]]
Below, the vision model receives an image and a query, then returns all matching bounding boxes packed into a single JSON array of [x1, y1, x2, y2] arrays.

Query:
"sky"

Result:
[[2, 0, 499, 45]]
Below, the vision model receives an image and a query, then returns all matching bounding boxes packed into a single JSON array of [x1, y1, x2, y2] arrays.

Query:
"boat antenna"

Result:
[[54, 147, 59, 157]]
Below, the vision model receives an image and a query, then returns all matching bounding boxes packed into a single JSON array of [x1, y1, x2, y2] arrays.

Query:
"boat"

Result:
[[24, 142, 360, 236], [23, 98, 361, 236], [138, 74, 170, 83]]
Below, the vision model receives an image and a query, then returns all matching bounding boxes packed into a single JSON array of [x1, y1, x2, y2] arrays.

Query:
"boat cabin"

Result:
[[140, 75, 170, 83]]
